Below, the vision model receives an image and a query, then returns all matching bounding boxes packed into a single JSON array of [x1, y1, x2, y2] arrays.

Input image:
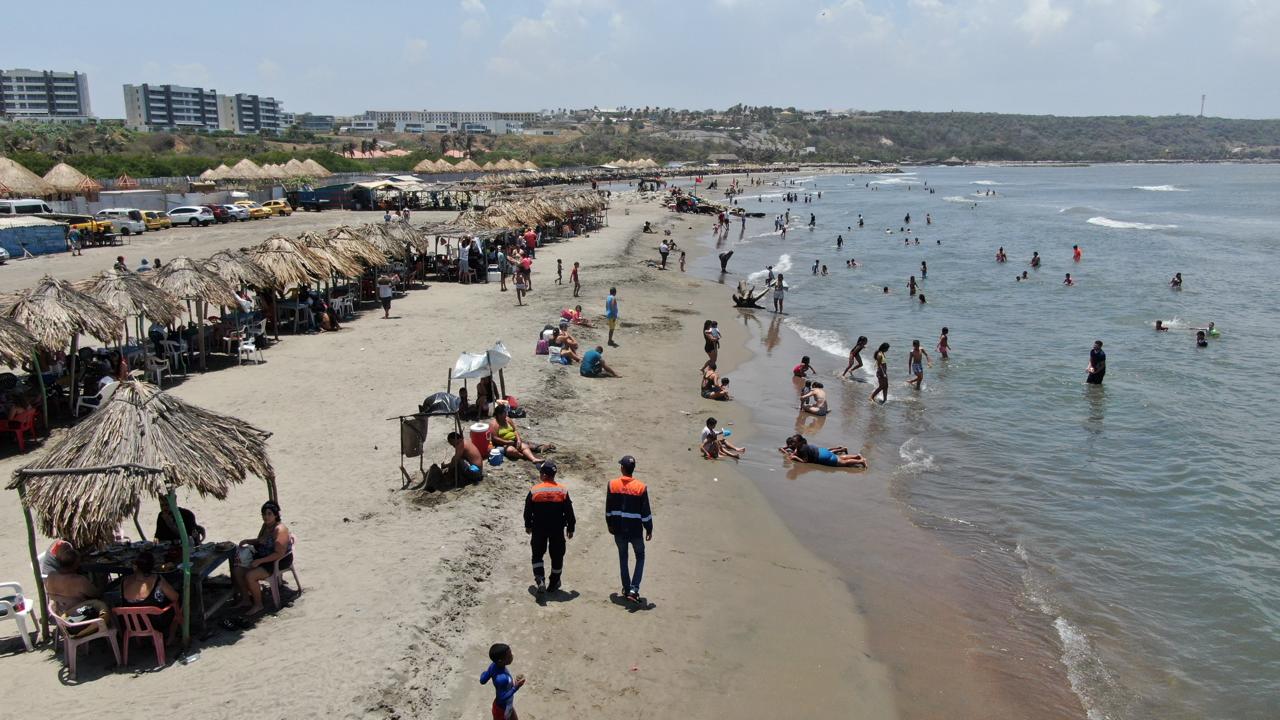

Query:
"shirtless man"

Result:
[[799, 382, 829, 416], [45, 545, 110, 634], [445, 430, 485, 484], [906, 339, 932, 387]]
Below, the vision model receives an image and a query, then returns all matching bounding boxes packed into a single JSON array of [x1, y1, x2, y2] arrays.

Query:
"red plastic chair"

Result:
[[2, 407, 38, 451], [111, 605, 171, 667]]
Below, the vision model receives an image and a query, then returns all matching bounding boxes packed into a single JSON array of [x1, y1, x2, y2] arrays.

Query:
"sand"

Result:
[[0, 192, 896, 718]]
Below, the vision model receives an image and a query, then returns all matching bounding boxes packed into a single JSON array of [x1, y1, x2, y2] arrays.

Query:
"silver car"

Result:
[[167, 206, 215, 227], [221, 204, 251, 221]]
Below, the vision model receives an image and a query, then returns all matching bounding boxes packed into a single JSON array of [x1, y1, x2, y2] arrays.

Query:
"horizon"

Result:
[[5, 0, 1278, 121]]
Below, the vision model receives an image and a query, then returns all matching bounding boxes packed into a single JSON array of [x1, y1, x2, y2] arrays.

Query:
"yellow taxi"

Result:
[[141, 210, 172, 231], [234, 200, 273, 220], [261, 199, 294, 216]]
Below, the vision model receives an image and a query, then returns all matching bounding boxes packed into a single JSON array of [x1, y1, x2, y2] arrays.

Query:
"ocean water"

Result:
[[687, 165, 1280, 719]]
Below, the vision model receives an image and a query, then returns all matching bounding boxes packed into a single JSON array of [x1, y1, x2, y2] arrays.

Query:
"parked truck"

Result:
[[286, 183, 373, 212]]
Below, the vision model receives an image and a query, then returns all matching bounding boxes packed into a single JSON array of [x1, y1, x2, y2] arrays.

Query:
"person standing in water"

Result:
[[1031, 252, 1041, 268], [1064, 273, 1075, 286], [1170, 272, 1182, 289], [937, 327, 950, 360], [772, 274, 786, 314], [920, 261, 928, 279], [870, 343, 890, 403], [907, 275, 918, 296], [906, 339, 932, 388], [1086, 340, 1106, 385], [1073, 245, 1082, 262], [836, 234, 843, 250], [843, 336, 868, 377]]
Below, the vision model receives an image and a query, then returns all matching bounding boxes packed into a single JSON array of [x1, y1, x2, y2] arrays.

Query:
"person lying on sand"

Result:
[[779, 434, 867, 468], [490, 404, 554, 463], [561, 305, 594, 327]]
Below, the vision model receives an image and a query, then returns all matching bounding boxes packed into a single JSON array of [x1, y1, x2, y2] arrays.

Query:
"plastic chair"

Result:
[[74, 382, 117, 418], [1, 407, 38, 451], [144, 357, 170, 387], [0, 582, 34, 651], [111, 605, 170, 667], [267, 535, 302, 608], [48, 601, 120, 679], [161, 340, 187, 376], [237, 338, 263, 365]]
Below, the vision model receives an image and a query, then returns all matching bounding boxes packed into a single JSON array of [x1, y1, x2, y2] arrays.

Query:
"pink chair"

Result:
[[111, 605, 171, 667], [47, 601, 120, 679], [267, 535, 302, 609]]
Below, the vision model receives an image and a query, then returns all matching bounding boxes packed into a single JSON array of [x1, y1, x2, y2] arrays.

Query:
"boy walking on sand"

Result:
[[571, 261, 580, 297], [556, 259, 563, 285], [480, 643, 525, 719]]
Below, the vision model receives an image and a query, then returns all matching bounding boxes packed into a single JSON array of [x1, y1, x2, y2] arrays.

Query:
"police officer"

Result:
[[524, 461, 575, 594]]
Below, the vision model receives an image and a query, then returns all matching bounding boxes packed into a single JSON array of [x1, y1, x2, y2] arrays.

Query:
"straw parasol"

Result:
[[413, 157, 437, 173], [0, 316, 37, 368], [203, 249, 272, 288], [209, 163, 232, 180], [43, 162, 103, 195], [455, 158, 482, 172], [283, 158, 308, 178], [326, 226, 389, 266], [300, 158, 331, 177], [151, 257, 241, 371], [7, 276, 122, 353], [248, 235, 326, 289], [522, 161, 538, 170], [299, 232, 364, 278], [10, 379, 276, 644], [0, 157, 56, 197], [75, 269, 185, 351]]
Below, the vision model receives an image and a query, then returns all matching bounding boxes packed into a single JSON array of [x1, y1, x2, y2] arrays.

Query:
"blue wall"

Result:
[[0, 224, 67, 257]]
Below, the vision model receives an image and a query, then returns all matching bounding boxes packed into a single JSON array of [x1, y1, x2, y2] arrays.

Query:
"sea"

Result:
[[672, 164, 1279, 720]]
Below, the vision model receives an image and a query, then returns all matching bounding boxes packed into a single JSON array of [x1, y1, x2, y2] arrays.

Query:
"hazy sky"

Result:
[[11, 0, 1279, 119]]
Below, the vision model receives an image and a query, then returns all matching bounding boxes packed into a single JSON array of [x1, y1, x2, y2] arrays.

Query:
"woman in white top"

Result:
[[377, 274, 396, 319], [772, 274, 786, 313]]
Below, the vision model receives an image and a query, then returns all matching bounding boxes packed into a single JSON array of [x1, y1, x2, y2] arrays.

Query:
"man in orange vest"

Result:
[[605, 455, 653, 603], [524, 461, 574, 594]]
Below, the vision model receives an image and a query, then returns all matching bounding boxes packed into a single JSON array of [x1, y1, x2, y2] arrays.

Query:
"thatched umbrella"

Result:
[[203, 249, 272, 289], [75, 269, 185, 364], [413, 157, 436, 173], [8, 276, 123, 418], [299, 232, 364, 279], [283, 158, 308, 178], [327, 226, 389, 266], [0, 316, 37, 369], [0, 157, 56, 197], [42, 162, 102, 196], [10, 380, 276, 645], [151, 257, 240, 371], [300, 158, 330, 177], [228, 158, 266, 180], [455, 158, 482, 172]]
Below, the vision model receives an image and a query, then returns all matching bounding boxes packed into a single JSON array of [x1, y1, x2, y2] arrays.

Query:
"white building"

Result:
[[0, 68, 92, 121], [124, 83, 220, 131], [361, 109, 535, 134]]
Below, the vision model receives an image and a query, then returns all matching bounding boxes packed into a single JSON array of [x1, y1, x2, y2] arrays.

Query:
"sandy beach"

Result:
[[0, 191, 896, 719]]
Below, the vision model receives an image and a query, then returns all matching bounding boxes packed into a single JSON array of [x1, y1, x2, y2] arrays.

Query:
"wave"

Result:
[[1087, 216, 1178, 230], [898, 438, 936, 473], [747, 253, 792, 282], [1132, 185, 1188, 192], [1058, 205, 1099, 215], [869, 177, 920, 185], [737, 193, 785, 202], [783, 317, 846, 358], [971, 180, 1004, 186], [944, 195, 979, 203]]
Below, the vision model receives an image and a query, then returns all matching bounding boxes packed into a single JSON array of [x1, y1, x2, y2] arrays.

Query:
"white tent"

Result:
[[451, 341, 512, 380]]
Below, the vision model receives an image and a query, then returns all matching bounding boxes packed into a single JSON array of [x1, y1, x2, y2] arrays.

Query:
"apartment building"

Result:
[[0, 68, 92, 121], [218, 93, 284, 134], [360, 109, 536, 134], [123, 83, 220, 131]]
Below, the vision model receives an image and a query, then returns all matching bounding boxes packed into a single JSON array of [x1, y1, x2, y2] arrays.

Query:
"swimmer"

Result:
[[937, 327, 950, 359], [1021, 271, 1029, 281], [792, 355, 815, 378], [836, 234, 843, 249], [821, 264, 828, 276], [843, 336, 868, 377], [918, 294, 927, 304], [1195, 331, 1208, 348], [1154, 320, 1169, 331], [1193, 321, 1217, 336], [1063, 273, 1075, 286], [883, 286, 890, 294], [799, 382, 829, 416], [906, 339, 932, 388], [1030, 252, 1041, 268], [1170, 272, 1183, 289], [1073, 244, 1082, 262], [908, 276, 917, 296], [779, 434, 867, 469], [920, 261, 927, 279], [870, 343, 890, 403], [996, 247, 1008, 263]]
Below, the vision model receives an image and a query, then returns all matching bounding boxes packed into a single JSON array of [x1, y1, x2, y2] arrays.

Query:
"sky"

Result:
[[10, 0, 1280, 119]]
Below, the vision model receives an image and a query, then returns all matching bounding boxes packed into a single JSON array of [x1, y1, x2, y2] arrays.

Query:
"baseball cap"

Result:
[[618, 455, 636, 471], [539, 460, 557, 476]]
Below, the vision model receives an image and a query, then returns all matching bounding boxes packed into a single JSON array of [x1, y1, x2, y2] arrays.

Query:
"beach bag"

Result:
[[548, 346, 563, 363], [535, 339, 549, 355]]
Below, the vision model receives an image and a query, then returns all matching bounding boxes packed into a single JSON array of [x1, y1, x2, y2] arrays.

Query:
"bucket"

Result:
[[469, 422, 491, 457], [488, 447, 505, 466]]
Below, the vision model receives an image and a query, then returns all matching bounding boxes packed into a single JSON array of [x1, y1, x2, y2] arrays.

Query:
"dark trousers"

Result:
[[531, 529, 565, 582], [613, 533, 645, 593]]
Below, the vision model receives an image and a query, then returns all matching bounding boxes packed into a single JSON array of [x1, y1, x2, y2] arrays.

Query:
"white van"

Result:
[[95, 208, 146, 236], [0, 199, 54, 215]]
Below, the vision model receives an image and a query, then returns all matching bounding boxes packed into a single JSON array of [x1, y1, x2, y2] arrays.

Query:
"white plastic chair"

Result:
[[74, 381, 118, 417], [144, 356, 171, 387], [238, 338, 263, 365], [161, 340, 187, 376], [0, 582, 34, 651], [267, 535, 302, 608]]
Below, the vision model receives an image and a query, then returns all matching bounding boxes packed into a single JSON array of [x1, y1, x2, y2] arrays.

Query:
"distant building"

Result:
[[360, 109, 535, 134], [124, 84, 219, 131], [218, 93, 284, 134], [708, 153, 741, 164], [295, 113, 336, 132], [1, 68, 92, 121]]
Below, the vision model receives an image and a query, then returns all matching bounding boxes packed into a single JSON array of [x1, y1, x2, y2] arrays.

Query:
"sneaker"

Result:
[[625, 590, 640, 604], [535, 579, 546, 595], [547, 576, 561, 593]]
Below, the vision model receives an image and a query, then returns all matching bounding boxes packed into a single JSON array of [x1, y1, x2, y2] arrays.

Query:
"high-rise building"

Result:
[[123, 83, 220, 131], [0, 68, 92, 120], [218, 93, 284, 134]]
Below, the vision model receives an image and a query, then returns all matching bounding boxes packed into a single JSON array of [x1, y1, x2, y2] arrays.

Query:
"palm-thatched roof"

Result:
[[0, 157, 56, 197], [0, 316, 37, 368], [208, 163, 233, 180], [326, 226, 389, 266], [203, 249, 272, 288], [10, 381, 275, 548], [150, 256, 241, 307], [248, 235, 324, 288], [454, 158, 482, 172], [6, 276, 122, 352], [42, 162, 103, 195], [460, 189, 607, 230], [299, 232, 364, 278], [522, 161, 538, 170], [75, 268, 185, 325], [283, 158, 308, 178], [228, 158, 267, 180], [413, 158, 437, 173], [300, 158, 331, 177]]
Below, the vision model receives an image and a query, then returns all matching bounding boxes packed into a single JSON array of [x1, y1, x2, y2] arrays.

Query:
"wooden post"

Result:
[[68, 337, 79, 416], [16, 482, 50, 642], [196, 300, 207, 372], [165, 488, 192, 649], [498, 368, 507, 399], [132, 507, 146, 541], [31, 352, 49, 433]]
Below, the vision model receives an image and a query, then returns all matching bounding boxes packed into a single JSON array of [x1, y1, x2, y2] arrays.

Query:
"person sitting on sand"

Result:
[[701, 417, 745, 460], [580, 345, 619, 378], [474, 375, 498, 417], [560, 305, 594, 327], [793, 355, 815, 378], [780, 434, 867, 468], [704, 377, 732, 400], [444, 430, 485, 485], [799, 381, 829, 415], [231, 501, 291, 616], [490, 404, 553, 463]]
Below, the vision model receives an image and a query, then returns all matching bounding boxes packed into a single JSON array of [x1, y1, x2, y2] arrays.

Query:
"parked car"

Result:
[[1, 199, 112, 235], [94, 208, 146, 236], [167, 206, 216, 227], [0, 199, 54, 215], [0, 246, 10, 264], [141, 210, 171, 231], [202, 204, 231, 223], [221, 204, 251, 222], [234, 200, 272, 220], [261, 199, 294, 216]]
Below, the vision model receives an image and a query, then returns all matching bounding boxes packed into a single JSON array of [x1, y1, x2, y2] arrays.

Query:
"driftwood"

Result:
[[733, 281, 768, 309]]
